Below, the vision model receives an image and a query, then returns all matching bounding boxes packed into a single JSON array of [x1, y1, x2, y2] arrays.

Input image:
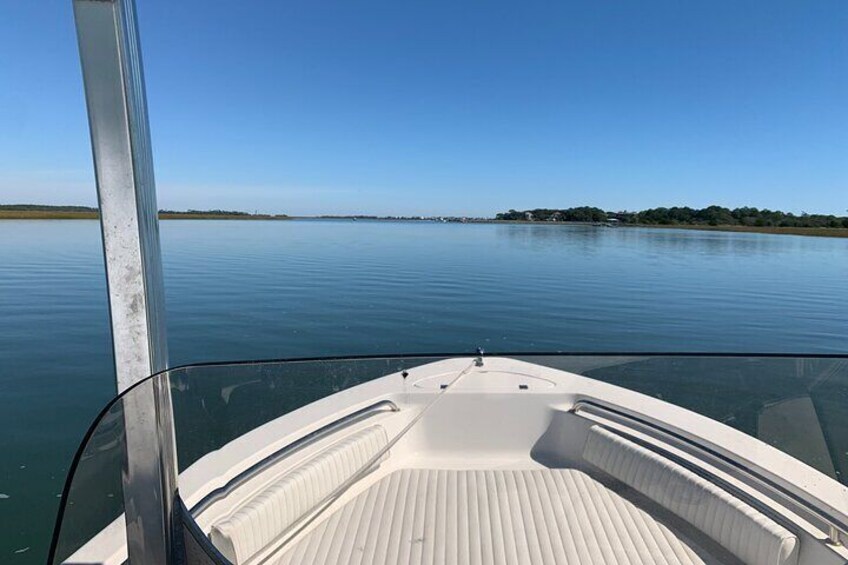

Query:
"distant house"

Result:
[[548, 212, 563, 222], [525, 212, 535, 221]]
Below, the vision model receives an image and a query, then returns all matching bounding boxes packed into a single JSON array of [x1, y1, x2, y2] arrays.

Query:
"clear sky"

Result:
[[1, 0, 846, 216]]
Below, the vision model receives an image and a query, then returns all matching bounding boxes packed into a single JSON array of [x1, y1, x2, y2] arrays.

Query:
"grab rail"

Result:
[[189, 399, 399, 515], [571, 399, 846, 546]]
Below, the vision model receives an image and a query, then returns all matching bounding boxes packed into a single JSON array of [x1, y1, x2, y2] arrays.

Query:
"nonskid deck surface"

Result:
[[273, 468, 731, 565]]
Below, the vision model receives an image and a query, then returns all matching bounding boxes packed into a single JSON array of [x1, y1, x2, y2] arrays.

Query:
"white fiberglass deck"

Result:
[[274, 467, 730, 565]]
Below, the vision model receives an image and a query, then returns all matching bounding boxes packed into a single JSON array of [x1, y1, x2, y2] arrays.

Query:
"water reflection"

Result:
[[494, 223, 844, 258]]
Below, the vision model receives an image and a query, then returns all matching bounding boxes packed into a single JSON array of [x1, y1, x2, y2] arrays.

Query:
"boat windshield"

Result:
[[49, 353, 848, 564]]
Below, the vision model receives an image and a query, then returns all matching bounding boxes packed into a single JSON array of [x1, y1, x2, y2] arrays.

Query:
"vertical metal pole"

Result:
[[73, 1, 177, 563]]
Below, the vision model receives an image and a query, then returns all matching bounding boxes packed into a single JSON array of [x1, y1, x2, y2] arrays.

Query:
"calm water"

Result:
[[1, 219, 847, 562]]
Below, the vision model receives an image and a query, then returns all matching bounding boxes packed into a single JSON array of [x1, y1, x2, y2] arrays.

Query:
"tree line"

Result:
[[158, 209, 250, 216], [496, 206, 848, 228], [1, 204, 278, 217], [0, 204, 97, 212], [496, 207, 609, 223]]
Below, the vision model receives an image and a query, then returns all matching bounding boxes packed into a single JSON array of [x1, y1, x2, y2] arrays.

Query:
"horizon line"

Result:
[[2, 202, 847, 219]]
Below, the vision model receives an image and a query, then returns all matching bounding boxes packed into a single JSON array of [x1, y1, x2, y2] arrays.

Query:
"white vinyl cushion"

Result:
[[273, 468, 728, 565], [583, 426, 799, 565], [211, 425, 388, 564]]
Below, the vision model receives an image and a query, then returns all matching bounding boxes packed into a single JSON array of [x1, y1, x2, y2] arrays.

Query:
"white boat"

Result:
[[51, 1, 848, 564], [52, 353, 848, 565]]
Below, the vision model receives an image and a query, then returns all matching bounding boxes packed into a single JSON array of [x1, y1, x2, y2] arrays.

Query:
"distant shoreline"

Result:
[[3, 210, 847, 237], [0, 210, 289, 221], [483, 219, 848, 237], [628, 223, 848, 238]]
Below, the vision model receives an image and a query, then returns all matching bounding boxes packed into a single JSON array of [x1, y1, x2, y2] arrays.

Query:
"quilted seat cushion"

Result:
[[211, 425, 388, 564], [583, 425, 798, 565]]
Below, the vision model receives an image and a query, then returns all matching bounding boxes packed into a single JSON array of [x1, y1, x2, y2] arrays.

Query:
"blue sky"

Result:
[[1, 0, 846, 216]]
